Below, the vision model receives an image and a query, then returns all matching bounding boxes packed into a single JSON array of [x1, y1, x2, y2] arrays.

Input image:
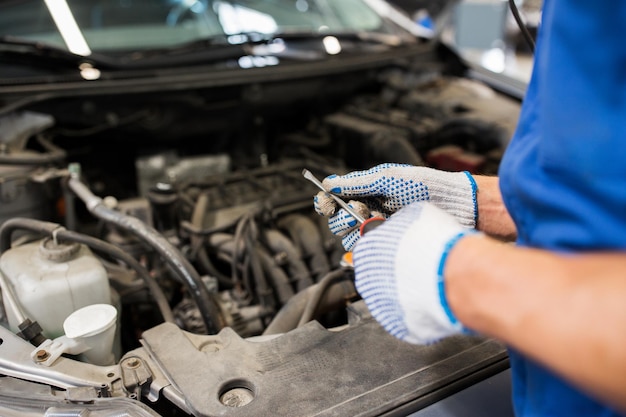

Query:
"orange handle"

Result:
[[359, 217, 385, 235]]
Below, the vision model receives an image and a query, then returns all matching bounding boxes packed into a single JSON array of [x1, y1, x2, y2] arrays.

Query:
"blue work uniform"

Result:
[[499, 0, 626, 416]]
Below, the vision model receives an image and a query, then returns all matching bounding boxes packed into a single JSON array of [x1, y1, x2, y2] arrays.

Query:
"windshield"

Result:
[[0, 0, 394, 55]]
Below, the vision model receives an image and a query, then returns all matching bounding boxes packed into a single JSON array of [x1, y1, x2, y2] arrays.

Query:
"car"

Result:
[[0, 1, 522, 416]]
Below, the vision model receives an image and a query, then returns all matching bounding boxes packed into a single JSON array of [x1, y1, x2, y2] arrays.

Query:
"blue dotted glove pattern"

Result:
[[313, 163, 476, 252], [352, 205, 426, 341], [353, 202, 470, 344], [328, 205, 359, 235], [325, 163, 431, 213]]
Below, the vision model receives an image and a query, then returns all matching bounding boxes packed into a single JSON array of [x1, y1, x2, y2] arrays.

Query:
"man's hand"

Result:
[[353, 201, 475, 344], [314, 163, 477, 251]]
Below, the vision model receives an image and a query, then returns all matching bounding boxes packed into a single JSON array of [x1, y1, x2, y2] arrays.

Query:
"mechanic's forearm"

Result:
[[473, 176, 516, 240], [445, 235, 626, 413]]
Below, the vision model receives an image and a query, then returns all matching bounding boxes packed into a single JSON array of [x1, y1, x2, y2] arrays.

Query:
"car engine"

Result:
[[0, 42, 520, 416]]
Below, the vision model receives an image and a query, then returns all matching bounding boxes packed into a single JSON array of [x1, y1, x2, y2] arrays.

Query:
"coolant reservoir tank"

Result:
[[0, 238, 111, 339]]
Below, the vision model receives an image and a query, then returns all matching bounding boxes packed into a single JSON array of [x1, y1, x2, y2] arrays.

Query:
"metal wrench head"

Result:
[[302, 169, 366, 224]]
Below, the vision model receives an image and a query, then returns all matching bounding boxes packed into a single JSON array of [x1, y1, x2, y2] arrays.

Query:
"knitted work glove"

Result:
[[353, 201, 475, 344], [314, 163, 477, 251], [313, 197, 388, 251]]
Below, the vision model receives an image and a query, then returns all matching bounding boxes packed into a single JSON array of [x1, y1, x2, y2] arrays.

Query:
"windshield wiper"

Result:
[[110, 38, 250, 68], [266, 30, 407, 46], [0, 35, 251, 71], [0, 30, 410, 72], [0, 36, 118, 69], [139, 30, 409, 62]]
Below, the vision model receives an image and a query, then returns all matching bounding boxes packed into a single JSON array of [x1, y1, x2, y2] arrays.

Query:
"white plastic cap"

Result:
[[63, 304, 117, 339]]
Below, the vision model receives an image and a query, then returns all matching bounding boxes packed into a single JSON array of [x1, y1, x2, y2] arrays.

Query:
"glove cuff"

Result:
[[436, 231, 471, 325], [426, 170, 477, 228]]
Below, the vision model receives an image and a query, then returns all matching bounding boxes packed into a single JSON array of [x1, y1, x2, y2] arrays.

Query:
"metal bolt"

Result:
[[35, 350, 49, 362], [124, 358, 141, 369], [220, 387, 254, 407]]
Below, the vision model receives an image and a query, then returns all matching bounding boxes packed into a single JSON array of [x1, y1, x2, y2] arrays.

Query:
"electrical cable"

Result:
[[509, 0, 535, 53]]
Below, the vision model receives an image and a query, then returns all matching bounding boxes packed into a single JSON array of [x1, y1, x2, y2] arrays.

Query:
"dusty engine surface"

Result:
[[0, 58, 519, 416]]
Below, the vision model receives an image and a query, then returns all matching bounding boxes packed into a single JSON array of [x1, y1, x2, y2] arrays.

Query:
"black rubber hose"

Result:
[[264, 229, 313, 291], [0, 218, 61, 252], [68, 178, 224, 333], [0, 218, 176, 324], [256, 245, 294, 305], [235, 216, 276, 310], [276, 214, 331, 282], [263, 270, 356, 335], [56, 230, 175, 324], [248, 239, 275, 310], [298, 268, 350, 327], [231, 215, 249, 290], [190, 193, 233, 287]]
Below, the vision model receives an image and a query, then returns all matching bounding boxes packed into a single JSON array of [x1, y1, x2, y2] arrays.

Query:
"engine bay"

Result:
[[0, 46, 520, 416]]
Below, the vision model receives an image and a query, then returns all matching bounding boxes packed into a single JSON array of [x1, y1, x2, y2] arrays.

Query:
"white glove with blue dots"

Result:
[[314, 163, 477, 251], [353, 201, 475, 344]]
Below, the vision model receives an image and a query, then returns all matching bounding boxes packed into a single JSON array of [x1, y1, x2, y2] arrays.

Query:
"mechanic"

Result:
[[313, 1, 626, 416]]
